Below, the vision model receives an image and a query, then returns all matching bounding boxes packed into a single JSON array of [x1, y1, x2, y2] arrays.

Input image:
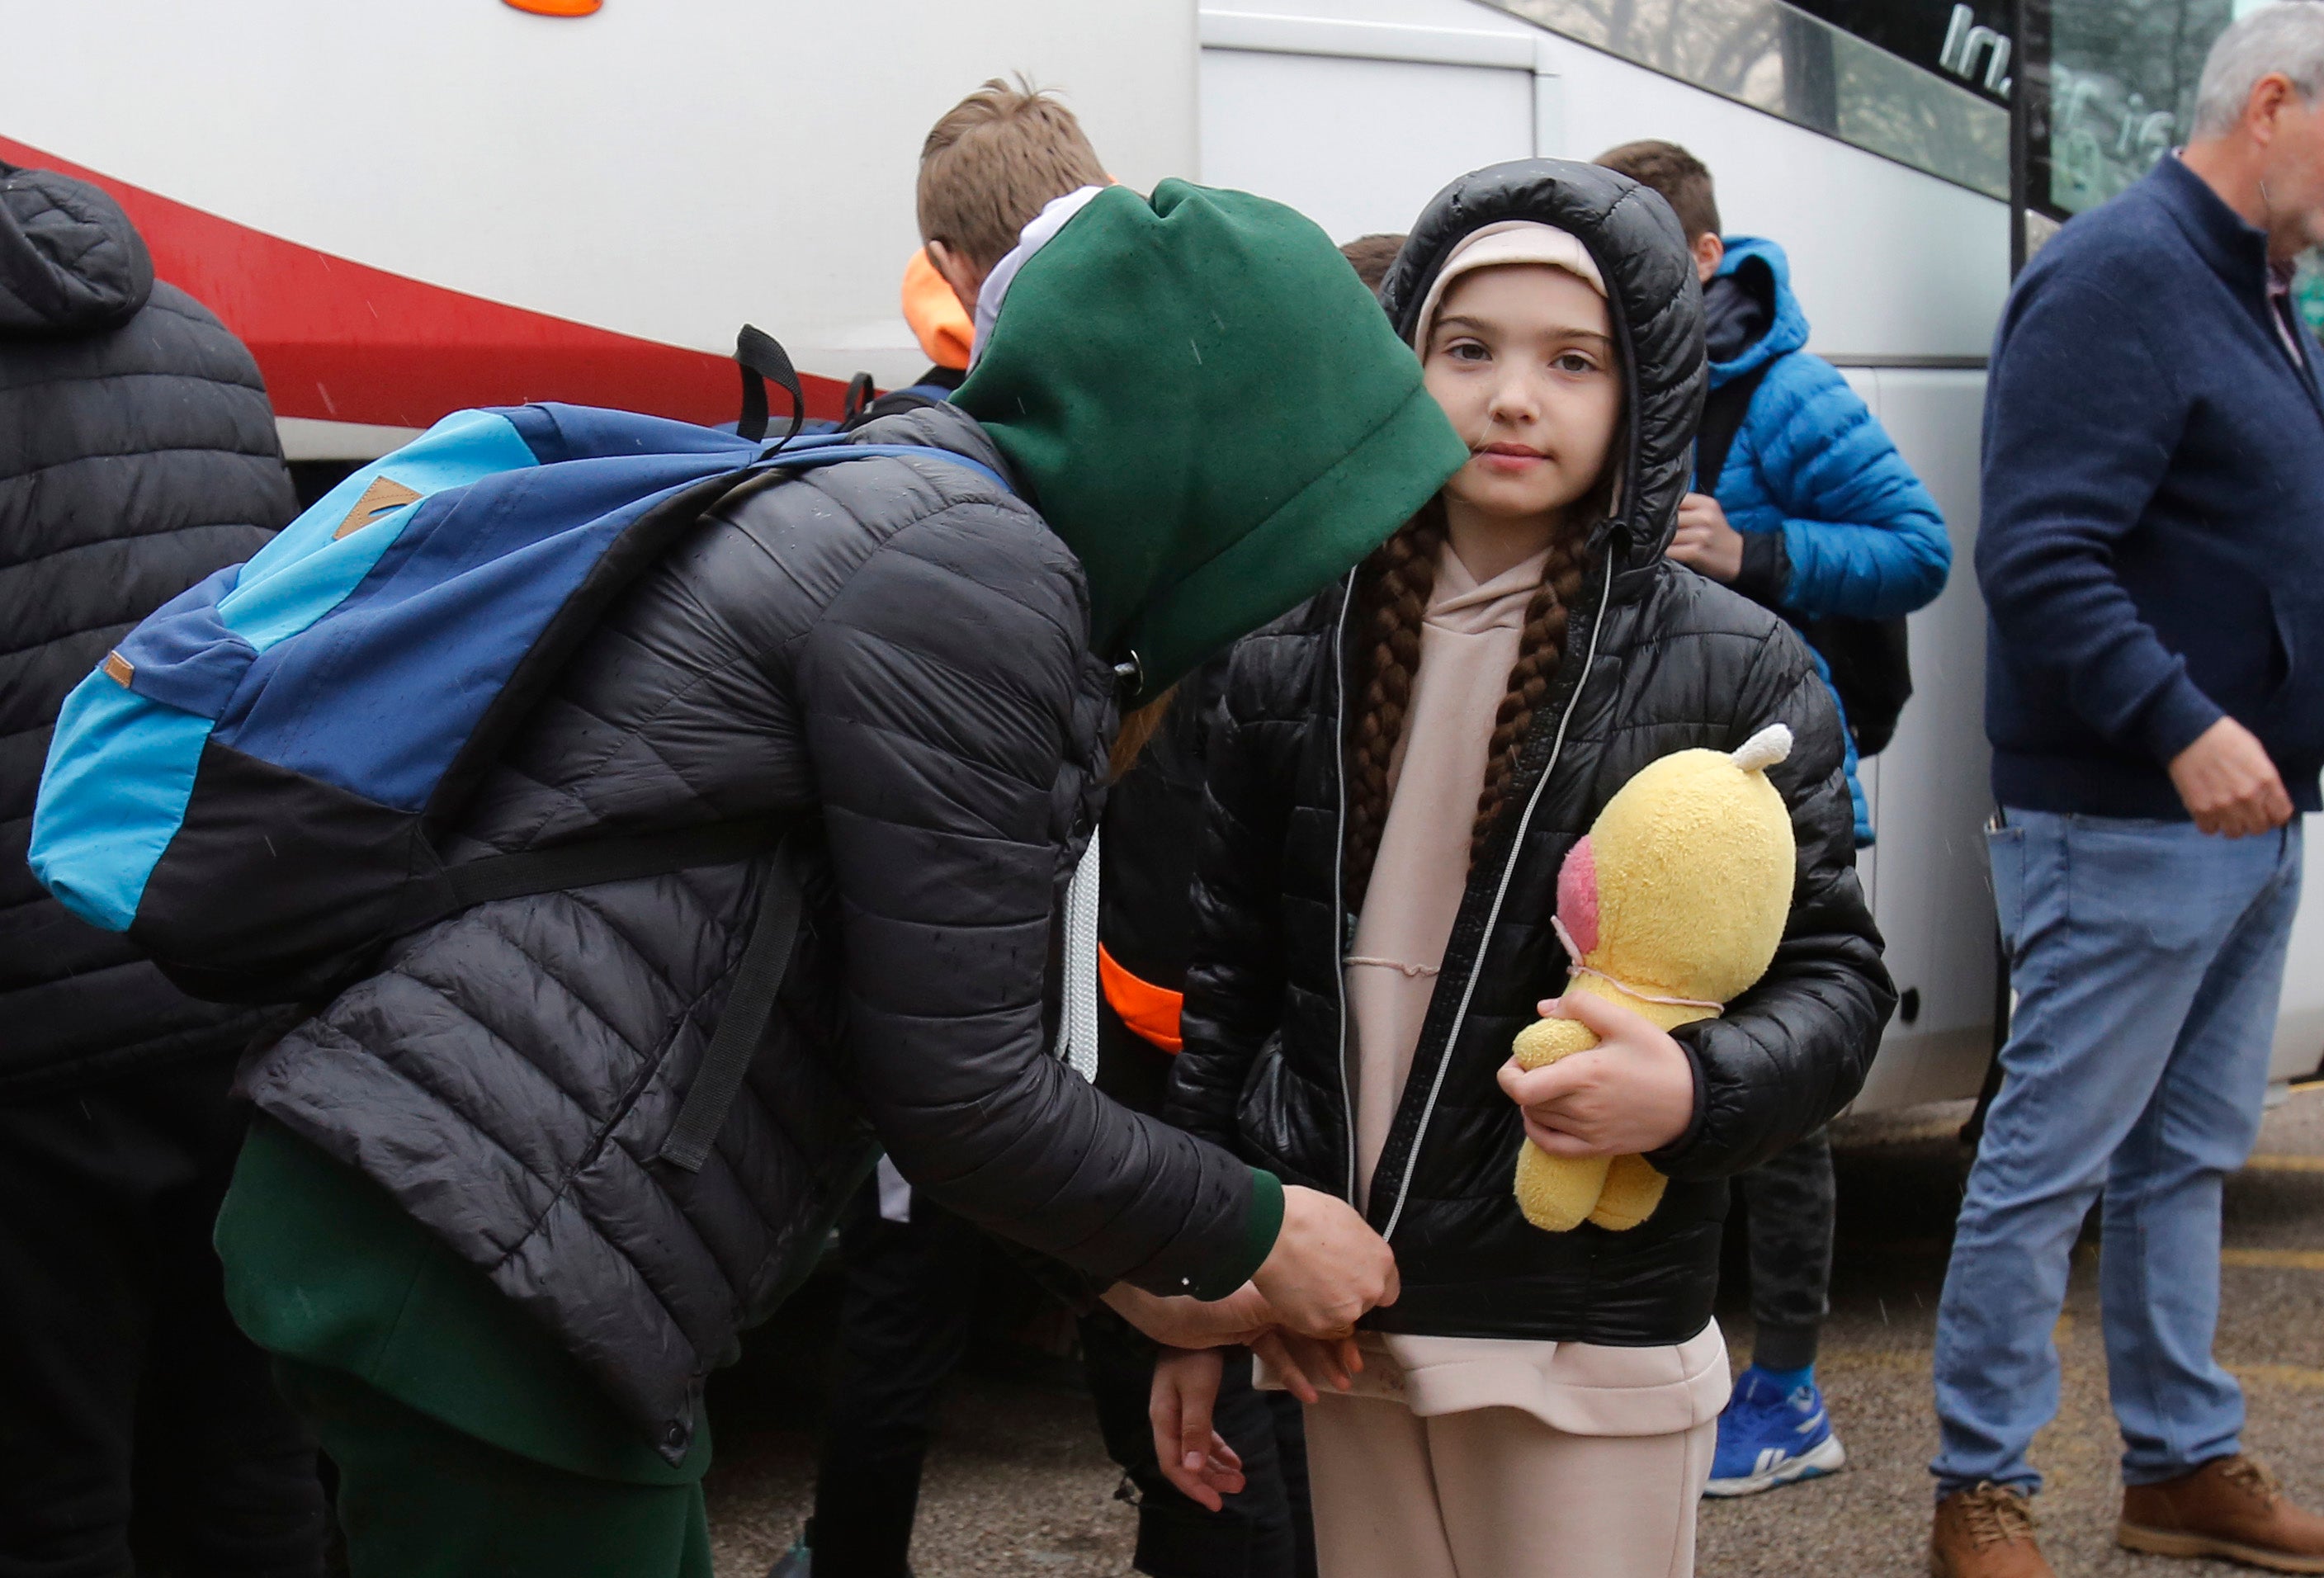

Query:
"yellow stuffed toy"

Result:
[[1511, 724, 1797, 1232]]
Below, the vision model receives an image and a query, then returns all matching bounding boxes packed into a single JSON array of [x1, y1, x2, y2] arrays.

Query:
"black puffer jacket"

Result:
[[1089, 658, 1230, 1117], [0, 164, 295, 1098], [241, 405, 1260, 1453], [1169, 161, 1892, 1344]]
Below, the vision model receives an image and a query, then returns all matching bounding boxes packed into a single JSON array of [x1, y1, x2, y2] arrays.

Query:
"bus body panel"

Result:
[[0, 0, 1197, 400]]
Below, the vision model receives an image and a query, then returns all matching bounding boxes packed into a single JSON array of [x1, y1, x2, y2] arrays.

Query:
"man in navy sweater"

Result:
[[1932, 8, 2324, 1575]]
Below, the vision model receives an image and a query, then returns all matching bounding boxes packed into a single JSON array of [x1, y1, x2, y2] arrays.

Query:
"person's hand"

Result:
[[1249, 1329, 1364, 1404], [1150, 1348, 1245, 1511], [1495, 993, 1696, 1156], [2169, 716, 2294, 838], [1103, 1282, 1274, 1349], [1667, 494, 1745, 583], [1250, 1185, 1399, 1338]]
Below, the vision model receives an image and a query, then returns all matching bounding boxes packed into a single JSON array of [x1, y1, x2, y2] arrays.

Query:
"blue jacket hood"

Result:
[[1708, 235, 1809, 386]]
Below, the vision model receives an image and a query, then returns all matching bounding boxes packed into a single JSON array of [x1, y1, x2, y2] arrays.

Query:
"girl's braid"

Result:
[[1471, 540, 1589, 846], [1343, 505, 1447, 906]]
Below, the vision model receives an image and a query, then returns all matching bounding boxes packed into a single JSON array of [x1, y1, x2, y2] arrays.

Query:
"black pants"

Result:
[[808, 1184, 1314, 1578], [806, 1186, 994, 1578], [1737, 1124, 1835, 1372], [0, 1053, 328, 1578]]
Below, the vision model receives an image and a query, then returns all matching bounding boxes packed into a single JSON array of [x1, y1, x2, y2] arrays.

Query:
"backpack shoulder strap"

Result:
[[659, 828, 809, 1172], [432, 820, 805, 1176], [1695, 358, 1776, 492]]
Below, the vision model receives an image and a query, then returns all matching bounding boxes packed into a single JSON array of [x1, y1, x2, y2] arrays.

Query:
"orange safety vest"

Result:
[[1098, 943, 1182, 1054]]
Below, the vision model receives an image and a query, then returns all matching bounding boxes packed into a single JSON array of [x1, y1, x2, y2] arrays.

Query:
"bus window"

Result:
[[1481, 0, 2010, 197], [2018, 0, 2231, 222]]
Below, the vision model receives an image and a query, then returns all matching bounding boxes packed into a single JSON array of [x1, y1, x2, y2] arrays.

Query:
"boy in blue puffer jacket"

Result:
[[1599, 139, 1950, 1499]]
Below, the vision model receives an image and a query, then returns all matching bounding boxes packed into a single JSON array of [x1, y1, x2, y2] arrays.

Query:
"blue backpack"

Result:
[[30, 329, 1004, 1163]]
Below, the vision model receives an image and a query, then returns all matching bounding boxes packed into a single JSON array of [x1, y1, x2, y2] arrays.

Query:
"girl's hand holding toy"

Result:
[[1496, 990, 1695, 1158]]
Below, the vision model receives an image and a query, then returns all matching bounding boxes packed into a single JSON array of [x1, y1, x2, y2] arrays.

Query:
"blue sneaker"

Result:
[[1703, 1365, 1846, 1497]]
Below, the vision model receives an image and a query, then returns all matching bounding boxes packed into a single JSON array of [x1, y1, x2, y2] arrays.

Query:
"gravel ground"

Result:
[[704, 1087, 2324, 1577]]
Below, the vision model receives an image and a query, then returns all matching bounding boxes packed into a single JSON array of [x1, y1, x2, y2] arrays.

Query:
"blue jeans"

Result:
[[1931, 810, 2302, 1496]]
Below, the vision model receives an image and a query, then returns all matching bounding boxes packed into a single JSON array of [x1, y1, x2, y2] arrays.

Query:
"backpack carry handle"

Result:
[[735, 325, 806, 447]]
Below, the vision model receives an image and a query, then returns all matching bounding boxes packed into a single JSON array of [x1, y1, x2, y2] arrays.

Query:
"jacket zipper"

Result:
[[1328, 581, 1359, 1203], [1379, 552, 1618, 1244]]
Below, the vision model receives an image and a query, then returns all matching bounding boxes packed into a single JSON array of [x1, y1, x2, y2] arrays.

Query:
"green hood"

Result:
[[955, 181, 1467, 697]]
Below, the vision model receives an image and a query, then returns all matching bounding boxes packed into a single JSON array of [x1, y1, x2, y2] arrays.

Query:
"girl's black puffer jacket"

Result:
[[1167, 160, 1893, 1346]]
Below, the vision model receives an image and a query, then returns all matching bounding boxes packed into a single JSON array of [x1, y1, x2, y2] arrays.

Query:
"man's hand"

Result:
[[1667, 493, 1745, 583], [1103, 1282, 1274, 1349], [1150, 1349, 1245, 1512], [1495, 993, 1696, 1156], [1249, 1185, 1398, 1338], [2170, 717, 2294, 838]]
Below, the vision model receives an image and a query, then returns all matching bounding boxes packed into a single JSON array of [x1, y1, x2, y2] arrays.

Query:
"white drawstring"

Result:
[[1056, 831, 1102, 1083]]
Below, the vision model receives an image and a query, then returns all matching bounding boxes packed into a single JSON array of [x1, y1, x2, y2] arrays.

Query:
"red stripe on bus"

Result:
[[0, 135, 848, 428]]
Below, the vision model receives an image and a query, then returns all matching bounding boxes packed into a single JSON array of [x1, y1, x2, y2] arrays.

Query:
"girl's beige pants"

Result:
[[1303, 1391, 1717, 1578]]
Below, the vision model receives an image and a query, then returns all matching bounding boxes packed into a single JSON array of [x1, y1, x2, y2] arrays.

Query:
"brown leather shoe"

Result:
[[1932, 1481, 2055, 1577], [2119, 1455, 2324, 1571]]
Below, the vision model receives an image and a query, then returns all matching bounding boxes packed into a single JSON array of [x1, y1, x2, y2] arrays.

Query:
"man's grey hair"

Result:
[[2193, 1, 2324, 139]]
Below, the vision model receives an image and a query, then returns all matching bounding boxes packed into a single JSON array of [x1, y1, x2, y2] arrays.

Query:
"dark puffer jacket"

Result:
[[1089, 657, 1231, 1117], [0, 164, 295, 1098], [1168, 160, 1893, 1344], [240, 405, 1261, 1453]]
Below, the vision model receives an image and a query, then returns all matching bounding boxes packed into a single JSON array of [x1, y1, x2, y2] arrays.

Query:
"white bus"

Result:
[[6, 0, 2309, 1112]]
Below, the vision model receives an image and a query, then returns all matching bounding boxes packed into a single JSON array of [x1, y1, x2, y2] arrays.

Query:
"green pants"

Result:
[[277, 1360, 712, 1578]]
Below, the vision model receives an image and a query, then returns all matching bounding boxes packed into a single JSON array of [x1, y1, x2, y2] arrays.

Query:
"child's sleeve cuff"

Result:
[[1185, 1167, 1283, 1301]]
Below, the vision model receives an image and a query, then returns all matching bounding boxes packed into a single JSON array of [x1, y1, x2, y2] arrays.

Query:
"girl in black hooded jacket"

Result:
[[1150, 162, 1892, 1577]]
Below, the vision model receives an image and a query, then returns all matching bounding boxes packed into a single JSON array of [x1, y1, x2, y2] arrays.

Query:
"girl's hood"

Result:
[[1375, 159, 1708, 572], [955, 182, 1469, 697]]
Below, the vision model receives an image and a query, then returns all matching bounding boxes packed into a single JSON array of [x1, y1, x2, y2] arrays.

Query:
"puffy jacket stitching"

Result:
[[465, 942, 730, 1295], [0, 603, 193, 659], [463, 899, 685, 1061], [813, 725, 1053, 844], [0, 517, 270, 565], [508, 1072, 747, 1372], [1, 441, 292, 487], [801, 458, 1025, 527], [557, 883, 725, 1028], [871, 508, 1084, 649], [724, 489, 1074, 654], [329, 984, 569, 1204], [475, 670, 770, 856], [541, 879, 808, 1279], [816, 593, 1079, 722], [0, 362, 269, 404], [389, 949, 655, 1165]]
